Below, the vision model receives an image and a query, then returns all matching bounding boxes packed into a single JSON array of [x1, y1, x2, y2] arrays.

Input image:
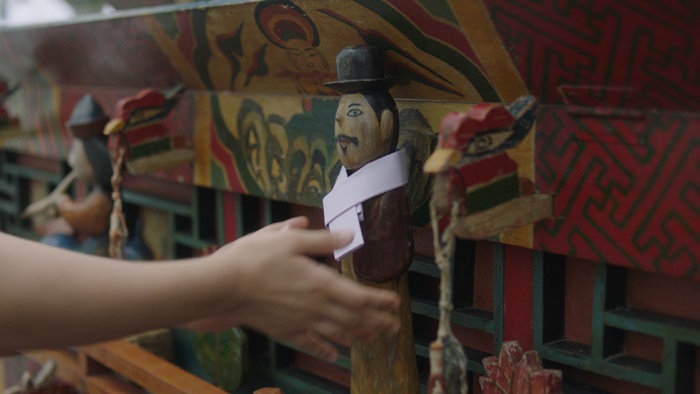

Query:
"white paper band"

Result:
[[323, 149, 408, 260]]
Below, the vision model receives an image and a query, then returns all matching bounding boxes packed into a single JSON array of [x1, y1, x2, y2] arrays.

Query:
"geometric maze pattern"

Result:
[[535, 107, 700, 280], [484, 0, 700, 279], [484, 0, 700, 111]]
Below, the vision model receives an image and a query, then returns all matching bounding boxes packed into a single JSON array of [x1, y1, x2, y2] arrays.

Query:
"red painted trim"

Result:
[[29, 87, 49, 156], [209, 121, 246, 193], [124, 124, 170, 145], [222, 191, 238, 242], [386, 0, 484, 69], [57, 90, 77, 154], [16, 154, 61, 173], [503, 245, 534, 350], [116, 89, 165, 119], [459, 152, 518, 185], [121, 174, 192, 205], [172, 135, 187, 149], [175, 12, 197, 70]]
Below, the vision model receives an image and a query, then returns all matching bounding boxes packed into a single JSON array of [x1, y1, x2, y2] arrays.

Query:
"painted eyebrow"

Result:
[[348, 103, 361, 107]]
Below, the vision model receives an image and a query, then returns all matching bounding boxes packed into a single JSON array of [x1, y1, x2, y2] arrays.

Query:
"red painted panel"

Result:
[[222, 191, 239, 242], [474, 241, 494, 312], [626, 269, 700, 321], [503, 245, 533, 350], [564, 258, 594, 346], [485, 0, 700, 111], [536, 107, 700, 279]]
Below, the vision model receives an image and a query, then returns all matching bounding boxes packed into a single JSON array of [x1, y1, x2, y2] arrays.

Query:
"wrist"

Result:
[[201, 250, 246, 318]]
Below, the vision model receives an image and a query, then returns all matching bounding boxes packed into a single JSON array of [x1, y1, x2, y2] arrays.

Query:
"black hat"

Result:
[[325, 46, 396, 93], [66, 94, 109, 139]]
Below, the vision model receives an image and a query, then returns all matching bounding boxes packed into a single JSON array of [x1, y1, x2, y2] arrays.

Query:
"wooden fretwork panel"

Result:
[[535, 254, 700, 393]]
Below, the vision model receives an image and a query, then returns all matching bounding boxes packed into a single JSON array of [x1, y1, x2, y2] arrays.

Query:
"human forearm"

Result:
[[0, 233, 228, 354], [0, 217, 402, 361]]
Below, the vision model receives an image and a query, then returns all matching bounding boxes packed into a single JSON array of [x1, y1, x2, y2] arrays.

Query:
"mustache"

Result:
[[335, 134, 359, 146]]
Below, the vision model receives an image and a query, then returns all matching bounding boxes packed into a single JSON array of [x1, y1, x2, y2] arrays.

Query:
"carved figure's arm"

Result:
[[55, 189, 113, 236]]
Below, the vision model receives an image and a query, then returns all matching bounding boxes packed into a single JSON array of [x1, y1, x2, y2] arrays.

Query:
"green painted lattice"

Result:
[[534, 253, 700, 393]]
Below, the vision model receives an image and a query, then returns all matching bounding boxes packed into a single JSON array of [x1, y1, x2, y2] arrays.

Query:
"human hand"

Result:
[[209, 217, 401, 361]]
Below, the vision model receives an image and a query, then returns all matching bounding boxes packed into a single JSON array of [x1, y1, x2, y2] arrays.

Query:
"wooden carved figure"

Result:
[[103, 84, 190, 257], [425, 97, 553, 394], [23, 94, 113, 255], [22, 94, 152, 260], [480, 341, 562, 394], [103, 84, 192, 175], [428, 200, 468, 394], [323, 46, 419, 393], [424, 96, 552, 239]]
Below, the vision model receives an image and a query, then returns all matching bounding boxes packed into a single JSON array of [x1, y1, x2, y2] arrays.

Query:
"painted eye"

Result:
[[474, 135, 492, 152], [346, 108, 363, 117], [245, 128, 259, 150]]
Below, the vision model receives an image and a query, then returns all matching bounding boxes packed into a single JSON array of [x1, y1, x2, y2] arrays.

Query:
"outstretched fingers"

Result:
[[280, 229, 354, 257], [311, 307, 391, 346], [295, 330, 340, 362], [325, 271, 401, 312], [258, 220, 354, 257], [304, 265, 401, 341], [232, 217, 402, 356], [318, 296, 400, 343]]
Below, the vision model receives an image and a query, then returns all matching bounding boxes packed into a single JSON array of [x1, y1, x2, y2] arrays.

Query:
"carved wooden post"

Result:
[[324, 46, 419, 393]]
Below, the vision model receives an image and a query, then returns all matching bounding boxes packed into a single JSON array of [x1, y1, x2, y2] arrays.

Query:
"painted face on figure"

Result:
[[267, 121, 289, 197], [67, 139, 96, 182], [241, 110, 265, 190], [285, 38, 329, 73], [304, 147, 326, 197], [284, 38, 334, 95], [288, 133, 328, 203], [334, 93, 392, 170]]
